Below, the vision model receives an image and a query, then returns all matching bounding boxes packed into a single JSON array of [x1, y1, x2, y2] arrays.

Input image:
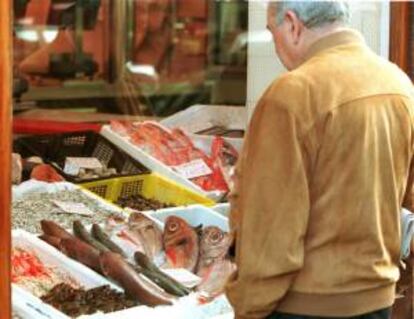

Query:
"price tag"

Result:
[[52, 200, 94, 217], [161, 268, 202, 288], [64, 157, 103, 176], [172, 159, 212, 179]]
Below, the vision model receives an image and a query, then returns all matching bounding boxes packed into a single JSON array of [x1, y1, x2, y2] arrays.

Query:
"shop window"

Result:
[[13, 0, 248, 116]]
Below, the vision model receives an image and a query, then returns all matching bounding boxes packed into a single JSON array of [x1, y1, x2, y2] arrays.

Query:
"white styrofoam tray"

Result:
[[160, 104, 247, 134], [13, 208, 233, 318], [211, 203, 230, 218], [101, 125, 224, 200], [147, 204, 229, 232], [12, 180, 127, 216], [190, 134, 243, 154], [12, 229, 121, 319]]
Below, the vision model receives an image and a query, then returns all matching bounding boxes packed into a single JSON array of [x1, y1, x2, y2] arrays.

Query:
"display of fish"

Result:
[[100, 251, 174, 306], [109, 121, 239, 192], [163, 216, 199, 272], [121, 212, 163, 261]]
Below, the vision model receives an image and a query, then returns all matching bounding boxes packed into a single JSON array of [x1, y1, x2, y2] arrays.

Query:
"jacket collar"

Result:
[[303, 29, 366, 62]]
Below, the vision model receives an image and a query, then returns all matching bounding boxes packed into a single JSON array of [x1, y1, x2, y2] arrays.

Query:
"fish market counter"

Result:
[[12, 181, 235, 319]]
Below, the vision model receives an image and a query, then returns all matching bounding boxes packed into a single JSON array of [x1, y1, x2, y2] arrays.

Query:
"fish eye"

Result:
[[211, 232, 222, 242], [168, 222, 178, 232]]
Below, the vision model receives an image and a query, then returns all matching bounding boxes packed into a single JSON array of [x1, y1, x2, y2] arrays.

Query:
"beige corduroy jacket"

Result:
[[226, 30, 414, 319]]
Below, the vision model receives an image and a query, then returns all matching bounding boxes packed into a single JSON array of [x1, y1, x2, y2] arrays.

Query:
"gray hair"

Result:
[[274, 1, 350, 29]]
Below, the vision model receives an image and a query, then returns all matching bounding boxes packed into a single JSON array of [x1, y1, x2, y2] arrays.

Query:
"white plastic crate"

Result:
[[101, 125, 224, 200]]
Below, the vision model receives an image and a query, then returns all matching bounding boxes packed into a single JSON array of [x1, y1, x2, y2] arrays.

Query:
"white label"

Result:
[[161, 268, 202, 288], [172, 159, 212, 179], [52, 200, 94, 217], [64, 157, 103, 176]]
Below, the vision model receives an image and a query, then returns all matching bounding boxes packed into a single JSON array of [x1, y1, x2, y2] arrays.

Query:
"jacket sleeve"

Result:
[[403, 159, 414, 211], [225, 100, 311, 319]]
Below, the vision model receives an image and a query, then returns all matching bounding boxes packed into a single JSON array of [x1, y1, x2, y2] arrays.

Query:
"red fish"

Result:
[[163, 216, 199, 272]]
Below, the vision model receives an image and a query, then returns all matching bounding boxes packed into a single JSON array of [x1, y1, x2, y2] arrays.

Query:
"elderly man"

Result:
[[226, 1, 414, 319]]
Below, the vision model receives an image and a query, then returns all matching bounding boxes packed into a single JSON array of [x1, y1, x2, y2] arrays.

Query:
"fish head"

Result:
[[163, 216, 195, 247], [200, 226, 231, 260], [163, 216, 199, 271], [128, 213, 162, 238], [128, 213, 163, 259]]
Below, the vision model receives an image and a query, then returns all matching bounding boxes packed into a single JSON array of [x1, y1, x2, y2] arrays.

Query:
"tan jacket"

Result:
[[226, 30, 414, 319]]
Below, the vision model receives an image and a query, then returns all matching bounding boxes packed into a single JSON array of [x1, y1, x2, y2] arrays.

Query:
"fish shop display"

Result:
[[37, 212, 235, 300], [109, 121, 239, 192], [41, 283, 138, 317], [12, 189, 124, 233], [115, 193, 175, 211], [12, 247, 80, 297], [39, 220, 178, 306]]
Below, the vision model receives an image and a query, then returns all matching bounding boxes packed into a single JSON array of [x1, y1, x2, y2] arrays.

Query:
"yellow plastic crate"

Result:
[[79, 173, 215, 207]]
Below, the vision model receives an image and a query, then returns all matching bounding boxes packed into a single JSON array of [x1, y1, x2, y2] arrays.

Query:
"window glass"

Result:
[[13, 0, 247, 116]]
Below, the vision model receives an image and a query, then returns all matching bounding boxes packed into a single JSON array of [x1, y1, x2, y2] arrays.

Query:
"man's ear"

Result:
[[284, 10, 304, 45]]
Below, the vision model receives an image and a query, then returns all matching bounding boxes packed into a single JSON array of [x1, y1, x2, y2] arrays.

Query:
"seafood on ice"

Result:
[[110, 120, 239, 192]]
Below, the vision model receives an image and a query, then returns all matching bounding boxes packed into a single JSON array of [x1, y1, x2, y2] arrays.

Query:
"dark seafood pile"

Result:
[[115, 194, 174, 211], [41, 283, 137, 317]]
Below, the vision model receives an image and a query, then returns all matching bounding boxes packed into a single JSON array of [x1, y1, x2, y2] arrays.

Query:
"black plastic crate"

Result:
[[14, 131, 150, 183]]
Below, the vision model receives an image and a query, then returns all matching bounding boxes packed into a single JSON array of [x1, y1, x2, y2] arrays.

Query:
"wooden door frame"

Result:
[[0, 0, 12, 317], [389, 1, 411, 74]]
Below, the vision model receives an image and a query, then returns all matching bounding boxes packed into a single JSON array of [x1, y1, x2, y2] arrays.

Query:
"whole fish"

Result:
[[163, 216, 199, 272], [100, 251, 174, 306], [196, 226, 235, 297], [126, 213, 163, 261], [91, 223, 126, 257], [59, 237, 102, 274], [196, 226, 231, 272]]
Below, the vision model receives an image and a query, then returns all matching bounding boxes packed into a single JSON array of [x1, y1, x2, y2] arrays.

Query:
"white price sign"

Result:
[[64, 157, 103, 176], [173, 159, 212, 179]]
